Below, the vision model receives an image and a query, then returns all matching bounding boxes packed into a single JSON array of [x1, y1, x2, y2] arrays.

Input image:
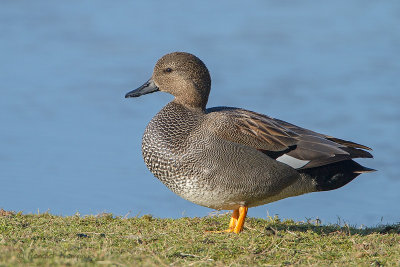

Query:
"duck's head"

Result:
[[125, 52, 211, 109]]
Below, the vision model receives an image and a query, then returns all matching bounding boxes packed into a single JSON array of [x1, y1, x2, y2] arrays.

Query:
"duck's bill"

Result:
[[125, 78, 159, 98]]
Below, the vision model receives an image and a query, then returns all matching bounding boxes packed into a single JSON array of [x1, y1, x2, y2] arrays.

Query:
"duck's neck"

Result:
[[173, 99, 206, 111], [173, 87, 209, 110], [170, 100, 205, 115]]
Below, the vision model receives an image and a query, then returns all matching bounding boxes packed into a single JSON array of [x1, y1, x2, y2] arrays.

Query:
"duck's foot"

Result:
[[206, 206, 248, 234]]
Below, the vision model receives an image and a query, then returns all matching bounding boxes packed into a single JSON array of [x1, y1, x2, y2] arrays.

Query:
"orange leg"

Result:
[[206, 209, 239, 233], [233, 206, 248, 233], [227, 208, 239, 232], [205, 206, 248, 233]]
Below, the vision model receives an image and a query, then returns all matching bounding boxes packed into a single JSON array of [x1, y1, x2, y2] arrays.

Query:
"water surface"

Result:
[[1, 1, 399, 226]]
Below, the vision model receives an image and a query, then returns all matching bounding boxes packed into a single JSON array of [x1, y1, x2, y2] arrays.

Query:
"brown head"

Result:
[[125, 52, 211, 109]]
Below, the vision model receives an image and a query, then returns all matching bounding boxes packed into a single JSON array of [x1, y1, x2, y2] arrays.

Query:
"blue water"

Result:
[[1, 1, 399, 226]]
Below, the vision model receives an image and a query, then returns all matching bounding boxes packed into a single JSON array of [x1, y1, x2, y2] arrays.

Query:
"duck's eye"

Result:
[[165, 68, 172, 73]]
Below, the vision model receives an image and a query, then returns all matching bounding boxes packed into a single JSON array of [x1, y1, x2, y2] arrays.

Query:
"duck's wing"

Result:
[[206, 107, 373, 169]]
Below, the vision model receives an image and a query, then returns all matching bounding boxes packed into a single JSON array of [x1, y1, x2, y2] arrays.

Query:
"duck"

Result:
[[125, 52, 375, 233]]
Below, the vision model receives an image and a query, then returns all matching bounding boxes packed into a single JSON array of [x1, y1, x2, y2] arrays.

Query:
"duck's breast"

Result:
[[141, 102, 205, 194]]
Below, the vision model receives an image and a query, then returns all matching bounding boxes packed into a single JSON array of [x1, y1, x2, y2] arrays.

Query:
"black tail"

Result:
[[299, 160, 376, 192]]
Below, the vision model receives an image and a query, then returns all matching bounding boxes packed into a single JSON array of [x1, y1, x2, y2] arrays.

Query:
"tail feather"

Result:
[[299, 160, 375, 192], [354, 166, 377, 173]]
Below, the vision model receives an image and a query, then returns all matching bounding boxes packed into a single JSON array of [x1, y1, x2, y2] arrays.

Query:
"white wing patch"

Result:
[[276, 154, 310, 169]]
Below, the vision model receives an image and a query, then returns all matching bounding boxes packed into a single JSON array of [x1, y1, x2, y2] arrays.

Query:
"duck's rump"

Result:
[[298, 159, 375, 192]]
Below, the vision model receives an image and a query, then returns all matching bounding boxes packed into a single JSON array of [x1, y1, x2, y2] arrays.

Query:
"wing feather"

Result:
[[206, 106, 373, 169]]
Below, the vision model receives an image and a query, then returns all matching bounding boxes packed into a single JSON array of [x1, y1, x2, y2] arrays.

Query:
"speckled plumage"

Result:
[[141, 101, 300, 210], [126, 52, 374, 215]]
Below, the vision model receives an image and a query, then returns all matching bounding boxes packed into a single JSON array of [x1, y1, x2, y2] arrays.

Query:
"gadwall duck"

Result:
[[125, 52, 374, 233]]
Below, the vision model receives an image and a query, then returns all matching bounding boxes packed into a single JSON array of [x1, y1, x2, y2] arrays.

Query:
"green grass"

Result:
[[0, 209, 399, 266]]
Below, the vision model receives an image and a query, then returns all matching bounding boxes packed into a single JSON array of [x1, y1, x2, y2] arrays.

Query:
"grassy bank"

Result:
[[0, 209, 399, 266]]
